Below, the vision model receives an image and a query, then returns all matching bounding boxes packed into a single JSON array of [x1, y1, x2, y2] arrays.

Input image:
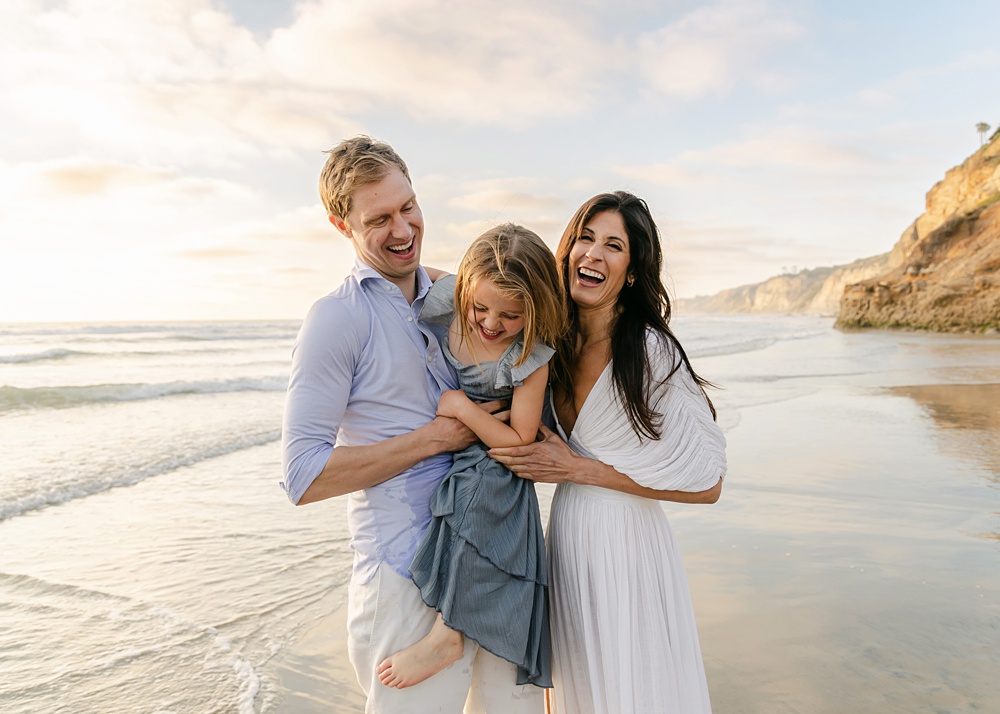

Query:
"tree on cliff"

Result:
[[976, 122, 991, 146]]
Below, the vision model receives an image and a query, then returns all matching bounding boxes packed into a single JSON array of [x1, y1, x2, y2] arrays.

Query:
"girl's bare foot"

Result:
[[376, 616, 464, 689]]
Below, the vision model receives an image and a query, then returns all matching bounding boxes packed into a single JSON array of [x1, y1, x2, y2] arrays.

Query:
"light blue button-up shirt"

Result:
[[281, 258, 457, 583]]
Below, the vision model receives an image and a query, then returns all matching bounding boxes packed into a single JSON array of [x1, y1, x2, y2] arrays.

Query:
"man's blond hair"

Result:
[[319, 136, 411, 222]]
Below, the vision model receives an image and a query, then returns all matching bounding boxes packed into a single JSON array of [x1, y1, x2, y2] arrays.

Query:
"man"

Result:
[[281, 136, 543, 713]]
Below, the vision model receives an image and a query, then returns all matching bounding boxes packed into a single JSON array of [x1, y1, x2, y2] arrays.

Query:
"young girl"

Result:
[[376, 224, 564, 690]]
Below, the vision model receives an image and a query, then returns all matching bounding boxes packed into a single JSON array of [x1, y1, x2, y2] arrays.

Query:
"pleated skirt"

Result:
[[546, 482, 712, 714]]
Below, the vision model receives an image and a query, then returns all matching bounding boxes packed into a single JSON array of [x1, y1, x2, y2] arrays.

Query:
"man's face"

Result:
[[337, 167, 424, 289]]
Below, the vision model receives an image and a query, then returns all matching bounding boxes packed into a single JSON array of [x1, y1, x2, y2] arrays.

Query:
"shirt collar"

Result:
[[351, 256, 431, 301]]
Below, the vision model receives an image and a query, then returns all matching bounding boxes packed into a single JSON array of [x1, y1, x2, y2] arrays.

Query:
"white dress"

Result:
[[547, 331, 727, 714]]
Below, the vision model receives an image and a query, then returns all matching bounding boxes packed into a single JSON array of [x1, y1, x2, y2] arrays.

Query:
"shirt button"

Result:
[[385, 285, 392, 292], [427, 355, 433, 363], [407, 316, 413, 322]]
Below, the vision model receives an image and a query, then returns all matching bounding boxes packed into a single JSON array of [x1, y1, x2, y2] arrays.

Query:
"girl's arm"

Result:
[[488, 425, 723, 503], [437, 364, 548, 449]]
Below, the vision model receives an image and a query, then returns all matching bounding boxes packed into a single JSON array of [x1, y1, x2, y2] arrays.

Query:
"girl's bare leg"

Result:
[[376, 614, 465, 689]]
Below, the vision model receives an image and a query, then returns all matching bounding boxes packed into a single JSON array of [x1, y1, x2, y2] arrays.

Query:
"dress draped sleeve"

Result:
[[570, 330, 726, 492], [418, 274, 456, 327]]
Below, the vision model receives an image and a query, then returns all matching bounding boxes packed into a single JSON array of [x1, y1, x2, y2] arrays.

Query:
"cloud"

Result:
[[230, 204, 333, 243], [266, 0, 615, 125], [0, 0, 816, 175], [24, 157, 255, 200], [0, 0, 358, 162], [157, 202, 361, 315], [679, 135, 877, 170], [414, 174, 571, 259], [165, 202, 354, 261], [0, 0, 616, 171], [35, 159, 178, 196], [661, 219, 848, 297], [173, 247, 256, 259], [449, 189, 565, 213], [615, 163, 706, 187], [854, 49, 1000, 108], [667, 221, 785, 258], [419, 211, 565, 268], [637, 0, 805, 99], [613, 128, 879, 209], [275, 266, 322, 275], [778, 49, 1000, 126]]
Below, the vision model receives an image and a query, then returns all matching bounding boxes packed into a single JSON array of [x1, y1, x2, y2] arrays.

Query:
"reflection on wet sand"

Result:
[[684, 370, 1000, 713], [889, 383, 1000, 483]]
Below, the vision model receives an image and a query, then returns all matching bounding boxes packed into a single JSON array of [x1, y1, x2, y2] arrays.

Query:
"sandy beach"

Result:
[[263, 324, 1000, 713], [2, 317, 996, 713], [269, 604, 365, 713]]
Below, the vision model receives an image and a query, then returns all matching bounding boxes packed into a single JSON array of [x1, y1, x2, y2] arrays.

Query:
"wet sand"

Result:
[[270, 603, 365, 713], [266, 331, 1000, 713], [691, 381, 999, 713]]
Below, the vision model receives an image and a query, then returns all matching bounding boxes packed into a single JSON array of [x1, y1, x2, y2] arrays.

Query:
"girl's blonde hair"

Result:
[[454, 224, 565, 367]]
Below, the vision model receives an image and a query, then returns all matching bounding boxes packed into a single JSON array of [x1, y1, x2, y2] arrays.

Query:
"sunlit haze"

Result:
[[2, 0, 998, 322]]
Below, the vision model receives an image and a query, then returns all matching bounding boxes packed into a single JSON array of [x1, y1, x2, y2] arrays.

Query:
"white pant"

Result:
[[347, 563, 545, 714]]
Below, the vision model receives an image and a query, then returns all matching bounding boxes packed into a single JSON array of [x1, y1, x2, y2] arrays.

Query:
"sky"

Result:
[[1, 0, 998, 323]]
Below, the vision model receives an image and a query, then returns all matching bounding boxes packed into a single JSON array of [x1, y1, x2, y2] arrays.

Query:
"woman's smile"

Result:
[[577, 266, 606, 286]]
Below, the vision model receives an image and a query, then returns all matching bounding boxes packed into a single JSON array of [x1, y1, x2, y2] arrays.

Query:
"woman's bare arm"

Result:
[[488, 425, 722, 503]]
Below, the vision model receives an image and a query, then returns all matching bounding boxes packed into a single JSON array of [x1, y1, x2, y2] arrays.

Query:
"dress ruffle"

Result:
[[410, 443, 551, 686]]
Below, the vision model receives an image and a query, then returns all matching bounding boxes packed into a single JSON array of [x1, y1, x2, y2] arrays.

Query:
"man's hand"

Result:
[[426, 398, 510, 452]]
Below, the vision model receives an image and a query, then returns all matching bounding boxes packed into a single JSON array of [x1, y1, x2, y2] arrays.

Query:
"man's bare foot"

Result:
[[376, 617, 464, 689]]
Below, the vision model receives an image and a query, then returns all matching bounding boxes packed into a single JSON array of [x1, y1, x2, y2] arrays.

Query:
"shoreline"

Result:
[[268, 598, 366, 713]]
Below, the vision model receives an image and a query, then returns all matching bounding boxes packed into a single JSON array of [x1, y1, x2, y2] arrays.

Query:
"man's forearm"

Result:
[[296, 417, 467, 504]]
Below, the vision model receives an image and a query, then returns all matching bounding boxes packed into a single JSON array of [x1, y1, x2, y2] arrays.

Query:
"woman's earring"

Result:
[[626, 275, 635, 287]]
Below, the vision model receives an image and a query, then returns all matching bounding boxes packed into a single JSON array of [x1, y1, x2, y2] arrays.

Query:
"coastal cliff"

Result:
[[836, 136, 1000, 331], [677, 254, 890, 315], [677, 135, 1000, 331]]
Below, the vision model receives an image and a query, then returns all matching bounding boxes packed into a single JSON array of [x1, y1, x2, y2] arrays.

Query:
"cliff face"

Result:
[[836, 137, 1000, 331], [676, 135, 1000, 329], [677, 254, 889, 315]]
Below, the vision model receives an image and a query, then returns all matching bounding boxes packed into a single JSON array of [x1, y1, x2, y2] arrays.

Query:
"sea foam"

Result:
[[0, 376, 288, 413]]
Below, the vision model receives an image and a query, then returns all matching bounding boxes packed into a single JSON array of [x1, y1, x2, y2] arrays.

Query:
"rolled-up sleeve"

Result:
[[281, 296, 362, 504]]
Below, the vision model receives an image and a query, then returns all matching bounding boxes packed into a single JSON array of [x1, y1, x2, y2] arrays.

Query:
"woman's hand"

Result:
[[491, 424, 723, 504], [488, 425, 579, 483]]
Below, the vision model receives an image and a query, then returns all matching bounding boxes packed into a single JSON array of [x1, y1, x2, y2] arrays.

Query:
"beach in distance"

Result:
[[1, 314, 998, 713]]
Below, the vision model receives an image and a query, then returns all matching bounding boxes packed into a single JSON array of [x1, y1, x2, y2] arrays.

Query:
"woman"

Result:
[[489, 191, 726, 714]]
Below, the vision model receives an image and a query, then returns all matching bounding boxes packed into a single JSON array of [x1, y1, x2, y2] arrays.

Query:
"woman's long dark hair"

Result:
[[551, 191, 716, 439]]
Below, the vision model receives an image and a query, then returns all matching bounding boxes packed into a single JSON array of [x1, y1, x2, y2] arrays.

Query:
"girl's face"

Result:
[[466, 279, 526, 348]]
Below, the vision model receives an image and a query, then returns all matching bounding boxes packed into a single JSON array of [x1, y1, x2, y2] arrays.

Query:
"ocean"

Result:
[[1, 315, 998, 713]]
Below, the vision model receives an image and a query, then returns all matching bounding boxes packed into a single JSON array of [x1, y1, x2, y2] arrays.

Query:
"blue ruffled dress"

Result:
[[411, 275, 553, 687]]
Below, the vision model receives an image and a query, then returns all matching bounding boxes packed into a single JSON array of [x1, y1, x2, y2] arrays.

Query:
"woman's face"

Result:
[[567, 210, 631, 313]]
